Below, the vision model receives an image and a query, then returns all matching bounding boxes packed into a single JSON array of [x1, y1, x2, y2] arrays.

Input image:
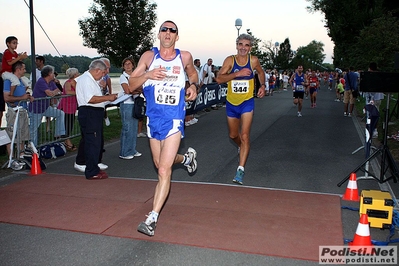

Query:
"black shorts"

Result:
[[293, 91, 305, 99]]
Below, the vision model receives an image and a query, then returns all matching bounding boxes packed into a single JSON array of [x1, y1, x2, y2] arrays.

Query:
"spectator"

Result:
[[118, 57, 142, 159], [282, 71, 289, 91], [29, 65, 66, 146], [74, 59, 117, 179], [335, 74, 345, 102], [200, 58, 216, 110], [185, 58, 200, 126], [366, 62, 384, 138], [3, 61, 33, 167], [268, 71, 276, 96], [264, 69, 270, 95], [58, 68, 79, 151], [343, 66, 359, 117], [30, 55, 45, 82], [0, 65, 4, 127], [1, 36, 29, 102], [100, 58, 112, 126]]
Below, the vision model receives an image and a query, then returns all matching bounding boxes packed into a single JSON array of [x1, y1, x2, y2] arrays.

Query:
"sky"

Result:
[[0, 0, 334, 66]]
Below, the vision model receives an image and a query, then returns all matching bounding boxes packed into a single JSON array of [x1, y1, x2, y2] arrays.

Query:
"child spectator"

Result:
[[1, 36, 29, 97], [335, 76, 345, 101]]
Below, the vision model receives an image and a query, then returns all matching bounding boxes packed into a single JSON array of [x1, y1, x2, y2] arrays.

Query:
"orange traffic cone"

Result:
[[342, 173, 359, 201], [30, 153, 42, 175], [349, 214, 373, 252]]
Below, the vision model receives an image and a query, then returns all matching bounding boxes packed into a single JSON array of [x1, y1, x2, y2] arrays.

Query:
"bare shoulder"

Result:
[[250, 55, 261, 65], [180, 49, 193, 61], [179, 50, 194, 68], [140, 50, 155, 63], [221, 55, 234, 67]]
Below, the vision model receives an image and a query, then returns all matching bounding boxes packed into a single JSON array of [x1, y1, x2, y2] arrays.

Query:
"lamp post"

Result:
[[235, 18, 242, 37]]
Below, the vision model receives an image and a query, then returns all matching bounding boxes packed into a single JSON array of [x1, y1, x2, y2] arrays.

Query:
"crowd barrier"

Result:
[[185, 82, 227, 115], [6, 83, 227, 149], [6, 95, 80, 148]]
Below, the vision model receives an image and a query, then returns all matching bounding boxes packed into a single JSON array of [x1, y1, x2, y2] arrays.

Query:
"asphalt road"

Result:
[[1, 84, 398, 266]]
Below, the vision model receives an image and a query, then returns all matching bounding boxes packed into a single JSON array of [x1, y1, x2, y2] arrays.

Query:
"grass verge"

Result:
[[355, 93, 399, 163]]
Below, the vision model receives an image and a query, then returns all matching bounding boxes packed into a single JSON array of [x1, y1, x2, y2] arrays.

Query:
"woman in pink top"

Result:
[[58, 68, 79, 151]]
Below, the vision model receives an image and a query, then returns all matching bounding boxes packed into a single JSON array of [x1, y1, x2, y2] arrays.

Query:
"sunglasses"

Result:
[[160, 27, 177, 33]]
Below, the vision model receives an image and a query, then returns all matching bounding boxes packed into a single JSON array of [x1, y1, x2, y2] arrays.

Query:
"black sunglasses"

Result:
[[160, 27, 177, 33]]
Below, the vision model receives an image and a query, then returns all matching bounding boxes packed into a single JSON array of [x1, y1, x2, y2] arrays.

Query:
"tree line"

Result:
[[307, 0, 399, 71], [0, 53, 122, 76]]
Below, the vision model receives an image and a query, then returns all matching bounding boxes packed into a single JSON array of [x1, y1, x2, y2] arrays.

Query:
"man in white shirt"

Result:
[[199, 58, 213, 85], [30, 55, 45, 82], [200, 58, 218, 109], [74, 59, 117, 180], [264, 69, 270, 95]]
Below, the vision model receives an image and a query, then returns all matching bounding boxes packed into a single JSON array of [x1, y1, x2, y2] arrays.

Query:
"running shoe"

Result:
[[11, 160, 25, 171], [137, 132, 147, 138], [119, 155, 134, 160], [104, 117, 110, 126], [184, 147, 197, 173], [297, 112, 302, 117], [137, 221, 157, 236], [233, 169, 245, 185]]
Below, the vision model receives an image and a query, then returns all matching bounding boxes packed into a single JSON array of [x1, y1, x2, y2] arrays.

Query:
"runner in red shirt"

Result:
[[308, 70, 320, 108]]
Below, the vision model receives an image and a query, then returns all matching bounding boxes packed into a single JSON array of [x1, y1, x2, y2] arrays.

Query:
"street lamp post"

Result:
[[235, 18, 242, 37]]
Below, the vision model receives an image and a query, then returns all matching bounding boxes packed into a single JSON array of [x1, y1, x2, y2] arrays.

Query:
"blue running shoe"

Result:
[[233, 169, 245, 185]]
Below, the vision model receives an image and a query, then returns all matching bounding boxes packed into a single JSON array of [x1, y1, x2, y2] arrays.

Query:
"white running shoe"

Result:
[[74, 162, 86, 172], [184, 147, 197, 173], [74, 162, 108, 172], [104, 117, 110, 126], [119, 155, 134, 160], [98, 163, 108, 170], [137, 132, 147, 138]]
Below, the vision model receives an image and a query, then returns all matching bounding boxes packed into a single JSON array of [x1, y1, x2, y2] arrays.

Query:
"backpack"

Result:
[[39, 142, 67, 159], [133, 96, 146, 119]]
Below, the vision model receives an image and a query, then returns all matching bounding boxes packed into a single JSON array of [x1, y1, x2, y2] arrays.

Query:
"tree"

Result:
[[292, 41, 326, 70], [306, 0, 399, 69], [276, 38, 293, 71], [245, 29, 268, 68], [78, 0, 157, 66], [352, 13, 399, 71]]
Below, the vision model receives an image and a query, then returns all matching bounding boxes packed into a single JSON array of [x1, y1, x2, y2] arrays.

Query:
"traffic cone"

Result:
[[30, 153, 42, 175], [342, 173, 359, 201], [349, 214, 373, 252]]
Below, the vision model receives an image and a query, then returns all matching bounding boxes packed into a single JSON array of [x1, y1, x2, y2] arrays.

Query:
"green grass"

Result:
[[355, 93, 399, 162], [0, 108, 123, 167]]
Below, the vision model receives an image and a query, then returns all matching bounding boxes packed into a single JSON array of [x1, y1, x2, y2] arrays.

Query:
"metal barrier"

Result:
[[26, 94, 80, 147]]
